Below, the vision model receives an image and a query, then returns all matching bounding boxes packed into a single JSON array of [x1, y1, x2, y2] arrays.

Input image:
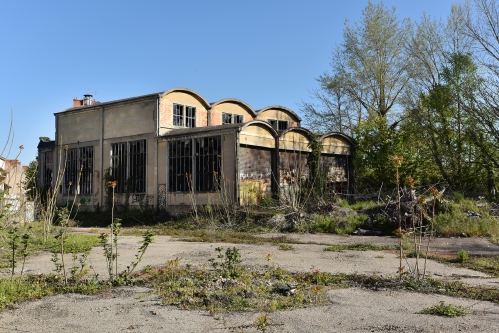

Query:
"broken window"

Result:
[[64, 148, 78, 194], [168, 136, 221, 192], [129, 140, 146, 193], [63, 146, 93, 195], [173, 104, 184, 126], [195, 137, 221, 191], [234, 115, 243, 123], [43, 151, 53, 187], [278, 120, 289, 131], [222, 113, 232, 124], [111, 142, 127, 193], [186, 106, 196, 128], [268, 119, 289, 131], [79, 147, 93, 195], [111, 140, 146, 193], [168, 140, 192, 192], [173, 103, 196, 128]]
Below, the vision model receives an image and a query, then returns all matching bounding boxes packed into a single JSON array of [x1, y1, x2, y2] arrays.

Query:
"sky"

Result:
[[0, 0, 459, 166]]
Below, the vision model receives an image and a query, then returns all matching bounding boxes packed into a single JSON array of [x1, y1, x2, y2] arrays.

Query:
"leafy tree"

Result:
[[303, 1, 412, 190], [22, 160, 38, 200]]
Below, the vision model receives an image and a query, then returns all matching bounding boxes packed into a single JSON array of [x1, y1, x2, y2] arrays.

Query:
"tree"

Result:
[[303, 1, 412, 190], [22, 160, 38, 200]]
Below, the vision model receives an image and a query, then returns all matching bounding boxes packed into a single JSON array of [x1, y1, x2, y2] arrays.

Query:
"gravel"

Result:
[[1, 232, 499, 332]]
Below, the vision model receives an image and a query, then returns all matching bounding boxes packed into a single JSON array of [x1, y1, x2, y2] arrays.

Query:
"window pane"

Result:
[[195, 136, 221, 192], [186, 106, 196, 128], [129, 140, 146, 193], [222, 113, 232, 124], [111, 142, 127, 193], [168, 140, 192, 192], [278, 121, 289, 131], [234, 115, 243, 123], [79, 147, 93, 194], [173, 104, 184, 126]]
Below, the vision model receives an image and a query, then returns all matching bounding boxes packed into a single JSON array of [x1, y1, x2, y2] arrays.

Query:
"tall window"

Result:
[[173, 104, 184, 126], [111, 140, 146, 193], [43, 152, 53, 187], [168, 136, 221, 192], [168, 140, 192, 192], [195, 137, 221, 191], [173, 103, 196, 128], [63, 147, 93, 195], [129, 140, 146, 193], [186, 106, 196, 128], [79, 147, 93, 194], [111, 142, 127, 193], [234, 115, 243, 123]]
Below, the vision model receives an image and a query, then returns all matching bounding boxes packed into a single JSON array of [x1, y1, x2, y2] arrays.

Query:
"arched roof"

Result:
[[320, 132, 358, 147], [160, 87, 211, 109], [256, 105, 302, 122], [240, 120, 279, 138], [210, 98, 257, 118], [279, 126, 313, 138]]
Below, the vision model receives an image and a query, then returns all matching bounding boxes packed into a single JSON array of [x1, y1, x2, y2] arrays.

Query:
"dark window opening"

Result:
[[278, 120, 289, 131], [111, 140, 146, 193], [79, 147, 93, 195], [129, 140, 146, 193], [63, 147, 93, 195], [168, 140, 192, 192], [195, 137, 221, 191], [173, 104, 184, 126], [186, 106, 196, 128], [43, 152, 53, 187], [222, 113, 232, 124], [111, 142, 127, 193], [64, 148, 78, 195], [168, 136, 221, 193], [268, 119, 277, 129], [234, 115, 243, 123]]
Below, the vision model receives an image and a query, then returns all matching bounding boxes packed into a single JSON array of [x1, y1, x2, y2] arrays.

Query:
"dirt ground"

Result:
[[1, 231, 499, 332]]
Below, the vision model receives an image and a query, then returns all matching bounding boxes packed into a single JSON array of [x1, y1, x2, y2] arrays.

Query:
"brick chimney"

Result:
[[73, 95, 100, 107]]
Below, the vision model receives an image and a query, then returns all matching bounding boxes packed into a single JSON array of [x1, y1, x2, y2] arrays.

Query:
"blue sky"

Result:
[[0, 0, 458, 166]]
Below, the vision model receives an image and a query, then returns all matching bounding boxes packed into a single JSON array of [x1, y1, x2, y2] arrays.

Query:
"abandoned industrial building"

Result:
[[37, 88, 355, 212]]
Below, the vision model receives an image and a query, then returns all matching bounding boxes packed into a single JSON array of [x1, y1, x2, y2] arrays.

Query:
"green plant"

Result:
[[209, 246, 243, 278], [255, 313, 271, 333], [458, 249, 469, 262], [418, 301, 470, 317], [278, 244, 294, 251]]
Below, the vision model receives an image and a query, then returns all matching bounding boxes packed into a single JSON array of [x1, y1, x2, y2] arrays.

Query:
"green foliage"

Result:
[[324, 243, 391, 252], [418, 301, 470, 317], [457, 249, 469, 263], [433, 199, 499, 237], [209, 247, 243, 279], [22, 160, 38, 200], [278, 244, 294, 251], [302, 213, 367, 235]]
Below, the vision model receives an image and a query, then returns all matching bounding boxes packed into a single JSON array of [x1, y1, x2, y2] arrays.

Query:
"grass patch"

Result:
[[433, 199, 499, 237], [123, 227, 302, 245], [418, 301, 470, 317], [324, 243, 391, 252], [278, 244, 295, 251], [0, 275, 107, 310], [338, 199, 380, 211], [429, 253, 499, 277], [145, 263, 348, 312]]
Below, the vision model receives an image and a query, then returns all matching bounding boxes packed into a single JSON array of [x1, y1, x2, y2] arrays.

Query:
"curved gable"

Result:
[[239, 121, 278, 148], [256, 105, 302, 124], [279, 127, 312, 152], [320, 132, 356, 155], [159, 88, 210, 132], [210, 99, 256, 125]]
